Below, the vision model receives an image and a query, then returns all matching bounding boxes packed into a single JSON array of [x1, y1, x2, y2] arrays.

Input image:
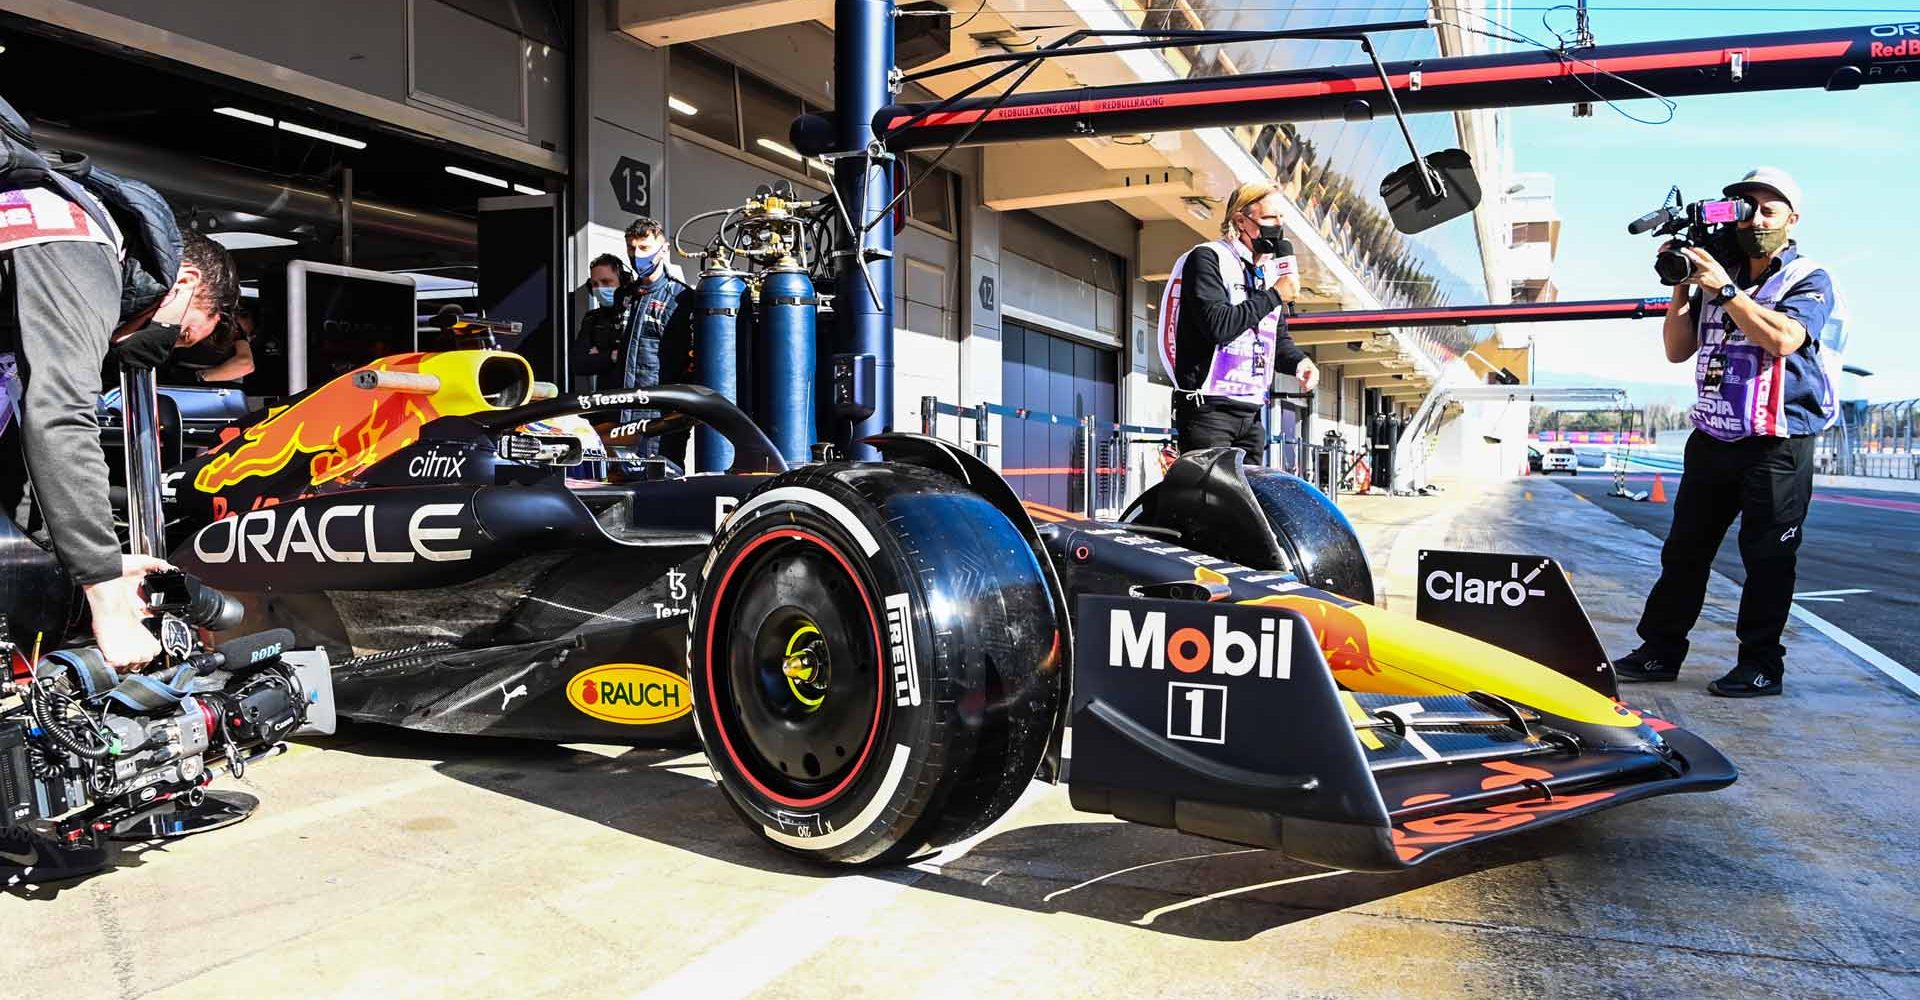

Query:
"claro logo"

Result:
[[1424, 563, 1547, 607], [1108, 609, 1293, 679]]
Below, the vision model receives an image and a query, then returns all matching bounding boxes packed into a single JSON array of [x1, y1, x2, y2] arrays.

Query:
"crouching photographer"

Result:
[[1613, 167, 1845, 698]]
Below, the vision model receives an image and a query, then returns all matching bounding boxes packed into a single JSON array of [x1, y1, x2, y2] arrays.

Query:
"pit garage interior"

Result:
[[0, 0, 1544, 505]]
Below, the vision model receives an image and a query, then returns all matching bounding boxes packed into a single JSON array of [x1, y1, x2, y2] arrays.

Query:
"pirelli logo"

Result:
[[884, 592, 922, 708]]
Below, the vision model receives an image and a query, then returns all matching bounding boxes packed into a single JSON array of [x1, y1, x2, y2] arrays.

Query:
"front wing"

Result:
[[1068, 596, 1735, 871]]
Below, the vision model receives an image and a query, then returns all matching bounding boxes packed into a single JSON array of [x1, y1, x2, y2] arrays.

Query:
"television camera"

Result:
[[1628, 186, 1755, 286], [1, 361, 331, 881]]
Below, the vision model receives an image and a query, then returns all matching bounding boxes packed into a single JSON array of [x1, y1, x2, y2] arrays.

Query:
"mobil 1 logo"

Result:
[[1070, 595, 1375, 809], [1167, 682, 1227, 744]]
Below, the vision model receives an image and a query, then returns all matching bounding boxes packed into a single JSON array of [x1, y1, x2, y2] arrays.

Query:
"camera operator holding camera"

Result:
[[1160, 180, 1319, 456], [1614, 167, 1842, 698]]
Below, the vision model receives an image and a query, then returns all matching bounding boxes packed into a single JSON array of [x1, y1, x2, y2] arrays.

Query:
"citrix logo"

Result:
[[1108, 609, 1292, 679], [408, 451, 468, 478]]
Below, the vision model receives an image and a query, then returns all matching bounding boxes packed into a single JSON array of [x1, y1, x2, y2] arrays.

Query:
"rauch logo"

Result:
[[566, 664, 693, 725], [1108, 609, 1292, 679]]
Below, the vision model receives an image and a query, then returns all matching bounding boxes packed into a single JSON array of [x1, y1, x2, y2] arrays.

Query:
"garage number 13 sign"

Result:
[[611, 156, 652, 216]]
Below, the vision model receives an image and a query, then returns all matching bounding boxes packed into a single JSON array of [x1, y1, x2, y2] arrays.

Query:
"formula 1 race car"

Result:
[[155, 349, 1733, 871]]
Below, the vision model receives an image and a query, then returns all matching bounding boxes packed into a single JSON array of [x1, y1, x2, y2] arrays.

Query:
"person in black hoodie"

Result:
[[572, 253, 629, 390]]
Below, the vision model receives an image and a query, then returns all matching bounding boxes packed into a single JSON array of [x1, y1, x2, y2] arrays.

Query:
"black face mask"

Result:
[[1251, 222, 1290, 256], [108, 321, 181, 372]]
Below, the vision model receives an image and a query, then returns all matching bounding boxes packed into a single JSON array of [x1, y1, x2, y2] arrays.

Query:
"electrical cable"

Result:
[[893, 0, 989, 31], [1435, 8, 1678, 125], [863, 47, 1051, 234]]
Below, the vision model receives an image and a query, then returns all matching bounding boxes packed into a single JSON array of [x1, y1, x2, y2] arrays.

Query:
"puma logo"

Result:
[[500, 683, 528, 711]]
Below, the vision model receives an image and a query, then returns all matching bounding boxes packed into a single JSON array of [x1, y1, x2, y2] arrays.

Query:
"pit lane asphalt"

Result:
[[1545, 471, 1920, 676], [12, 479, 1917, 1000]]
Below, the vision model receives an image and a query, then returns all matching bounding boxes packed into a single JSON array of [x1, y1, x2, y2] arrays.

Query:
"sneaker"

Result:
[[0, 826, 108, 885], [1707, 664, 1783, 698], [1612, 648, 1680, 683]]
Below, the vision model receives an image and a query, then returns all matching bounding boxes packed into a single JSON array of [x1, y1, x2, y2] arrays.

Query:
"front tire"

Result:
[[692, 465, 1060, 865]]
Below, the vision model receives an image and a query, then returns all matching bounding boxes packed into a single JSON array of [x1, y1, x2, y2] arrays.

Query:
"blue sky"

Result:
[[1504, 1, 1920, 405]]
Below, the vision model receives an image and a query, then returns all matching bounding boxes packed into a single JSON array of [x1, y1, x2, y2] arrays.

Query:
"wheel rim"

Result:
[[707, 528, 885, 807]]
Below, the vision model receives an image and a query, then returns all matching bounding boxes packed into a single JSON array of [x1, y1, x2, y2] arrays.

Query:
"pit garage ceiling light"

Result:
[[756, 137, 804, 163], [205, 231, 299, 251], [512, 183, 544, 196], [668, 96, 698, 116], [215, 106, 365, 149], [445, 165, 509, 189], [214, 106, 275, 127], [277, 120, 366, 150]]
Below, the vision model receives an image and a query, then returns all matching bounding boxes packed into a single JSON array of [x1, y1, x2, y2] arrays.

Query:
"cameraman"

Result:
[[1613, 168, 1839, 698], [1160, 180, 1319, 457]]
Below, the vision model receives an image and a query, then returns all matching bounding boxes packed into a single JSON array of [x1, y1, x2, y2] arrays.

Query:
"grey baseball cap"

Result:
[[1724, 166, 1802, 213]]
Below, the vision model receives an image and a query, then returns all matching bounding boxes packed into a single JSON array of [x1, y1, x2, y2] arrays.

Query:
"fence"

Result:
[[918, 395, 1354, 515], [1816, 398, 1919, 480]]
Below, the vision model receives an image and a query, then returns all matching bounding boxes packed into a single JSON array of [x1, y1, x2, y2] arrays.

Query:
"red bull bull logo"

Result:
[[193, 355, 443, 497], [1242, 594, 1380, 676]]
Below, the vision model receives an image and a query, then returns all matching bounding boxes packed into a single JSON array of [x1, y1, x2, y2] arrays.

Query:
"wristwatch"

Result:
[[1709, 283, 1739, 307]]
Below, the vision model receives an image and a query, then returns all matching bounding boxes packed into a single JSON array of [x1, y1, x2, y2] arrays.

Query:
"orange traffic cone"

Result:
[[1649, 473, 1667, 504]]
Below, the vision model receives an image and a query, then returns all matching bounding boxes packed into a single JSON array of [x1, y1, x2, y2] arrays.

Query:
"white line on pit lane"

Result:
[[1790, 603, 1920, 699], [626, 779, 1055, 1000]]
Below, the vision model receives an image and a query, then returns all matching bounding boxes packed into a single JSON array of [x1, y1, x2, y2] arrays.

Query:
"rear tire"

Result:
[[691, 464, 1060, 865]]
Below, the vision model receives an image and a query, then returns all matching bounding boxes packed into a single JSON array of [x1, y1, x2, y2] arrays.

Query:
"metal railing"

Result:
[[919, 395, 1351, 513], [1815, 398, 1919, 480], [920, 396, 1166, 514]]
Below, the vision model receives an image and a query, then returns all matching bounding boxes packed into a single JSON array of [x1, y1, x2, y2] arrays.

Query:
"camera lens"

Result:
[[1654, 249, 1695, 286]]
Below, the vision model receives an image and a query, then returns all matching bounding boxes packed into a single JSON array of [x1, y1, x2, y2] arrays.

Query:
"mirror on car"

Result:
[[1380, 148, 1482, 234]]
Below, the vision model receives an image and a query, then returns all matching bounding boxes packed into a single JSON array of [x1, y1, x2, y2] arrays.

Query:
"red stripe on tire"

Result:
[[704, 527, 887, 809]]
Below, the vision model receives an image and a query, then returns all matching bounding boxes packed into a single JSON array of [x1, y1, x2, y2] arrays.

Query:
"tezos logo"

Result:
[[1425, 562, 1547, 607], [1108, 609, 1293, 679], [1871, 22, 1920, 57], [579, 391, 649, 409], [885, 593, 922, 707], [566, 664, 692, 725]]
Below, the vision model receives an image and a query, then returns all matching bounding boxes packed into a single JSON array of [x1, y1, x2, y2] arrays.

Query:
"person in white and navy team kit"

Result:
[[1613, 167, 1846, 698]]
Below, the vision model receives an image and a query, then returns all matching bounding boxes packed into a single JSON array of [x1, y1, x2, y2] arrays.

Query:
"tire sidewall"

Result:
[[692, 476, 945, 864]]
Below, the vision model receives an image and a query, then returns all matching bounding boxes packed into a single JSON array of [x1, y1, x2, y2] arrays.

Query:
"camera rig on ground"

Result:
[[0, 363, 332, 864]]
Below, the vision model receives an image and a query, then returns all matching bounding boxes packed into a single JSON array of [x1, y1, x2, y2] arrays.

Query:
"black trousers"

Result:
[[1636, 432, 1815, 677], [1176, 403, 1265, 457]]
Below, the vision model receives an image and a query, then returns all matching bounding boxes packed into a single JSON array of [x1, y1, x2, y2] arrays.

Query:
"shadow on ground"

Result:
[[236, 722, 1625, 942]]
